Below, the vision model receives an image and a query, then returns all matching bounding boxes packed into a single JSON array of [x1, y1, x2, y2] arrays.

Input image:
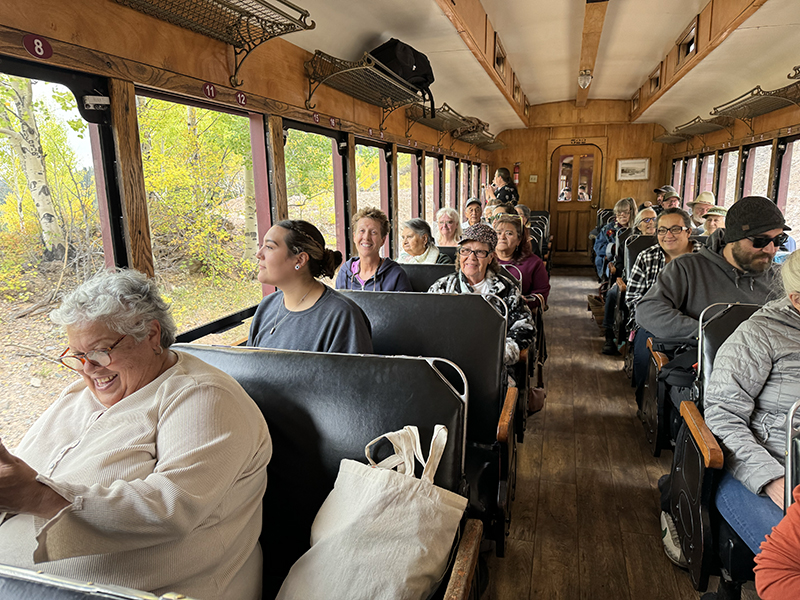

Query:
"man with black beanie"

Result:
[[636, 195, 787, 339]]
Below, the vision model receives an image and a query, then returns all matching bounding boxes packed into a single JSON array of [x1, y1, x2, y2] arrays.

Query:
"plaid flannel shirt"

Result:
[[626, 240, 703, 328]]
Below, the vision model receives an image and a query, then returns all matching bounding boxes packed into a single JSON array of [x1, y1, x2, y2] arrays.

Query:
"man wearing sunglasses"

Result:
[[637, 195, 787, 341]]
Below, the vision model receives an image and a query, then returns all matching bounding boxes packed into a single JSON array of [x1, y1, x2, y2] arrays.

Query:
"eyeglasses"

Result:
[[641, 217, 656, 223], [656, 226, 690, 236], [748, 233, 788, 249], [59, 335, 126, 371], [458, 247, 491, 258]]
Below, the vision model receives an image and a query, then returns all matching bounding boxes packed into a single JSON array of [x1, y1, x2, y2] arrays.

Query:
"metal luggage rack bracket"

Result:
[[304, 51, 424, 131], [451, 120, 504, 151], [114, 0, 315, 87], [673, 116, 735, 140], [710, 82, 800, 132], [789, 65, 800, 80], [404, 103, 472, 137]]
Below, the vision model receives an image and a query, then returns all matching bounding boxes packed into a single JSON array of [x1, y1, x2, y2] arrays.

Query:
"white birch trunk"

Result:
[[0, 77, 66, 260], [242, 166, 258, 263]]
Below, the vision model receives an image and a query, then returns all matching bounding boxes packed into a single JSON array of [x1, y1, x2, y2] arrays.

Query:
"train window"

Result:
[[1, 72, 108, 444], [742, 143, 772, 198], [776, 138, 800, 232], [494, 34, 507, 82], [460, 161, 470, 206], [355, 144, 381, 212], [682, 156, 697, 204], [698, 154, 715, 193], [445, 158, 457, 209], [396, 151, 413, 227], [717, 149, 739, 208], [472, 164, 480, 198], [425, 155, 439, 223], [284, 128, 338, 249], [134, 95, 262, 341], [671, 159, 683, 191]]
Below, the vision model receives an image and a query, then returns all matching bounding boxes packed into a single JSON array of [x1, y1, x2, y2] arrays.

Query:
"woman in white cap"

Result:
[[687, 191, 716, 233]]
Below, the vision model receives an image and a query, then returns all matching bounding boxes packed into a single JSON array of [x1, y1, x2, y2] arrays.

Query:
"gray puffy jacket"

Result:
[[705, 297, 800, 495]]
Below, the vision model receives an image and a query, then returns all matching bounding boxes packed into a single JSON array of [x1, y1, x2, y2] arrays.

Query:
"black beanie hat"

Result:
[[723, 196, 790, 243]]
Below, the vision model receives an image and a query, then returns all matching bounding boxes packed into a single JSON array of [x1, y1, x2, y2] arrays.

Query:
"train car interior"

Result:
[[2, 0, 800, 598]]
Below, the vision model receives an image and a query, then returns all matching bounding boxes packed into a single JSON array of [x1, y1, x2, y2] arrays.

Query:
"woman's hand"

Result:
[[764, 477, 785, 508], [0, 440, 69, 519]]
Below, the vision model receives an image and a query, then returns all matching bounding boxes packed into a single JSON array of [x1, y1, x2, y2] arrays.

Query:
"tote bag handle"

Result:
[[365, 425, 448, 484]]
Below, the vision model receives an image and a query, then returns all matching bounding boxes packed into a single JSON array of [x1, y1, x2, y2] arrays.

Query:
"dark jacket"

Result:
[[335, 257, 412, 292], [635, 230, 780, 338]]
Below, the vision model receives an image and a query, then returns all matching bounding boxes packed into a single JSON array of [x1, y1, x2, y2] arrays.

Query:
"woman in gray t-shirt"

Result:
[[248, 220, 372, 354]]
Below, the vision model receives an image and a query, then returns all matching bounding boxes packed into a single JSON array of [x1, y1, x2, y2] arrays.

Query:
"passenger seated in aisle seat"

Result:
[[593, 197, 636, 279], [397, 218, 452, 265], [435, 207, 462, 247], [461, 198, 484, 229], [600, 207, 657, 356], [687, 191, 715, 234], [335, 207, 412, 292], [515, 203, 531, 228], [702, 250, 800, 556], [0, 270, 272, 600], [660, 190, 682, 210], [635, 196, 785, 340], [250, 219, 373, 353], [493, 215, 550, 310], [703, 205, 727, 236], [628, 208, 702, 391], [428, 223, 535, 369]]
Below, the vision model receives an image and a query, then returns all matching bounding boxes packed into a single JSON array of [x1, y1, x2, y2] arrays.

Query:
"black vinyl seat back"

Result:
[[596, 208, 612, 230], [697, 303, 761, 410], [339, 291, 505, 445], [399, 263, 456, 292], [173, 344, 466, 598], [437, 246, 457, 261], [528, 227, 544, 258], [624, 235, 657, 280]]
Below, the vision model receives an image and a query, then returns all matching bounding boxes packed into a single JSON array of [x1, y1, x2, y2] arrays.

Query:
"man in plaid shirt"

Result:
[[628, 208, 702, 397]]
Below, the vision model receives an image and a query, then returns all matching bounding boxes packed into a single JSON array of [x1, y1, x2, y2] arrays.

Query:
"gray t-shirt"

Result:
[[248, 285, 372, 354]]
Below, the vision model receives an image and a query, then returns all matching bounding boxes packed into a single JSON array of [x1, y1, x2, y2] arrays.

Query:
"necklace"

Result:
[[270, 285, 315, 334]]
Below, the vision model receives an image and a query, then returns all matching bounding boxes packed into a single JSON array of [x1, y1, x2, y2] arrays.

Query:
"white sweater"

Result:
[[0, 352, 272, 600]]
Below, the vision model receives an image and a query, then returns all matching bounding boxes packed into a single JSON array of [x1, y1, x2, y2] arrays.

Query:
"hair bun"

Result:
[[319, 248, 343, 279]]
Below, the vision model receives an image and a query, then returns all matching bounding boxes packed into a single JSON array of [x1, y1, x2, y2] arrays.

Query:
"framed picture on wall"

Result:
[[617, 158, 650, 181]]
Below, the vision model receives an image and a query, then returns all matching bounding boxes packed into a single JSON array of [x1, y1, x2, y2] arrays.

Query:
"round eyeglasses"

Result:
[[58, 335, 126, 371]]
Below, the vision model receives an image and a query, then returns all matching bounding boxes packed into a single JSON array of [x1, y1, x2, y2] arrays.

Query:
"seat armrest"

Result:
[[233, 336, 249, 347], [646, 337, 670, 370], [616, 277, 626, 293], [497, 387, 518, 444], [443, 519, 484, 600], [518, 348, 528, 364], [679, 401, 724, 469]]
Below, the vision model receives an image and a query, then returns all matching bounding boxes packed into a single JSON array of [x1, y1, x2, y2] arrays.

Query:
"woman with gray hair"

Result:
[[398, 218, 452, 264], [0, 269, 272, 600], [434, 207, 462, 247]]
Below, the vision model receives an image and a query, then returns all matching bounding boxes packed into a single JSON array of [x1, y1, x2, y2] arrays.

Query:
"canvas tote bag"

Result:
[[276, 425, 468, 600]]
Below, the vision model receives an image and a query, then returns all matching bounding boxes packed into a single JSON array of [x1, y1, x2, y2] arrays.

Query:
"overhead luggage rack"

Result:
[[673, 116, 734, 137], [653, 132, 692, 144], [405, 103, 473, 137], [114, 0, 315, 87], [304, 50, 425, 130], [477, 138, 506, 151], [710, 82, 800, 121]]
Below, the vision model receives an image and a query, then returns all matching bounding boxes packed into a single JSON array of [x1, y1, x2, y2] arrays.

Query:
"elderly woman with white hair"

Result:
[[398, 218, 452, 264], [0, 269, 272, 600], [434, 207, 462, 247]]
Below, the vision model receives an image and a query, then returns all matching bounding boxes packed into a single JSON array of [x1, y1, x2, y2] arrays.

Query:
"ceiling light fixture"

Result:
[[578, 69, 593, 90]]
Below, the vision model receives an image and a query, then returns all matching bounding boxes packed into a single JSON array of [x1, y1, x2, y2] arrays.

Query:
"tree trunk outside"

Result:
[[243, 166, 258, 263]]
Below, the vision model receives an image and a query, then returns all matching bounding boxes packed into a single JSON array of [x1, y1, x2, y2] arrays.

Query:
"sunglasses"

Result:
[[641, 217, 656, 223], [59, 335, 126, 371], [748, 233, 788, 249]]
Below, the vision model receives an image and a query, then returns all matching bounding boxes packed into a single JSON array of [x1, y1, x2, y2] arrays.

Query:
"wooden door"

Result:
[[550, 145, 602, 264]]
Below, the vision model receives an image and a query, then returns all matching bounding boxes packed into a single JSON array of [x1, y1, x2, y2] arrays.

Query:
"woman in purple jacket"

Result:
[[493, 215, 550, 309]]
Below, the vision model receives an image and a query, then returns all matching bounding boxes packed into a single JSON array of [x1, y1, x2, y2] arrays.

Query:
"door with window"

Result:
[[549, 145, 601, 264]]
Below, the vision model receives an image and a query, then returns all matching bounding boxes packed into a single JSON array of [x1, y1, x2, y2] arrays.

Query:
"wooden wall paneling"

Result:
[[108, 77, 152, 276], [452, 0, 488, 54], [267, 115, 288, 222], [697, 2, 713, 50], [529, 100, 630, 128], [710, 0, 757, 39]]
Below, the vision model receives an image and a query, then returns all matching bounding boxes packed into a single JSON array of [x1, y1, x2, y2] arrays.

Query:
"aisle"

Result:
[[483, 267, 728, 600]]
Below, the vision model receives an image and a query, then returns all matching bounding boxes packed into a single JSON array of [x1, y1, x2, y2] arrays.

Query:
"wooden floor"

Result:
[[485, 267, 758, 600]]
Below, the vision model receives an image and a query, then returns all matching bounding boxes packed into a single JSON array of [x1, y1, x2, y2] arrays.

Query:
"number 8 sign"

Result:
[[23, 34, 53, 60]]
